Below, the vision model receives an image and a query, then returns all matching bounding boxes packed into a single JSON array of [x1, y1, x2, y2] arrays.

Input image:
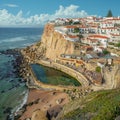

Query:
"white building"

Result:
[[88, 34, 110, 48]]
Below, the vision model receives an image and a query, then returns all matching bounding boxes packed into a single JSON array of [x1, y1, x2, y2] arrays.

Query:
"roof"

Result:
[[62, 58, 75, 62], [89, 34, 109, 39], [89, 39, 99, 42], [82, 46, 93, 48], [65, 25, 78, 29], [76, 60, 84, 64], [101, 27, 117, 29]]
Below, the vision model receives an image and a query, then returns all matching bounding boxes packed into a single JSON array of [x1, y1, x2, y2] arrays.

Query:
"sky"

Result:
[[0, 0, 120, 27]]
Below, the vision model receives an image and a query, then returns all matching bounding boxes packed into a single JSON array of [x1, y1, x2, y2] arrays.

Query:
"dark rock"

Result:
[[3, 107, 12, 114], [1, 90, 5, 93]]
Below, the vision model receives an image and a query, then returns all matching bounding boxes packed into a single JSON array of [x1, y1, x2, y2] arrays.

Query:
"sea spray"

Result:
[[10, 89, 29, 119]]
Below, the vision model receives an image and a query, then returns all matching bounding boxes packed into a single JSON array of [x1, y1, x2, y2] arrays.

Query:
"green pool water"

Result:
[[31, 64, 81, 86]]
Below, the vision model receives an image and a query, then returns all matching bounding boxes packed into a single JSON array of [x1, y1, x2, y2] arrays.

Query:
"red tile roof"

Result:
[[89, 34, 109, 39], [82, 46, 93, 49], [76, 60, 83, 64], [65, 25, 78, 28]]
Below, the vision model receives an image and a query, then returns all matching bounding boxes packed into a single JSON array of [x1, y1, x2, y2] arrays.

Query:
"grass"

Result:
[[59, 89, 120, 120]]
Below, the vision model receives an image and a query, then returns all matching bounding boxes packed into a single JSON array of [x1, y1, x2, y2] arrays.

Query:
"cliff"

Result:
[[23, 23, 120, 89], [20, 23, 120, 120], [26, 24, 75, 61], [102, 64, 120, 88], [41, 24, 74, 59]]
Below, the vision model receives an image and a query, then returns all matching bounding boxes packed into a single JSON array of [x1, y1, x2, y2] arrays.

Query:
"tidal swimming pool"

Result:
[[31, 64, 81, 86]]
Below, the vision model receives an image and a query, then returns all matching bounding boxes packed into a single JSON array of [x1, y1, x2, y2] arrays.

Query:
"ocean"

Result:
[[0, 28, 43, 120]]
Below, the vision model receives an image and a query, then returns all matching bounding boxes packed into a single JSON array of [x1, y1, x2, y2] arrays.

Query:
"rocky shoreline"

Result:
[[0, 49, 28, 120], [0, 49, 67, 120], [0, 48, 92, 120]]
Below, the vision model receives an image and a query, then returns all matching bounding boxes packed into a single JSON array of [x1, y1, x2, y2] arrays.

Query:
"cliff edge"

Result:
[[41, 24, 75, 60], [25, 24, 75, 61]]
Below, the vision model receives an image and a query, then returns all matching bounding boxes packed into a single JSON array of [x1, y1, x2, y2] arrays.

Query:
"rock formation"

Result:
[[102, 64, 120, 88], [31, 110, 48, 120], [26, 23, 75, 60]]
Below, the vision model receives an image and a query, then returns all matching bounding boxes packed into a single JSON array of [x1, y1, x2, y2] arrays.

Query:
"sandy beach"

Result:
[[19, 89, 69, 120]]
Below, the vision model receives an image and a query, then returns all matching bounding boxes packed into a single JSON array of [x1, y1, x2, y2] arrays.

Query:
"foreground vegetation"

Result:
[[57, 89, 120, 120]]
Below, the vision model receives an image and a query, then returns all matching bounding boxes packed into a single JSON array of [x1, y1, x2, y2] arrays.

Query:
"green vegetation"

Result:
[[59, 89, 120, 120], [108, 42, 120, 48], [77, 34, 84, 43], [95, 66, 101, 73], [74, 27, 80, 33], [73, 21, 80, 25], [108, 42, 115, 46], [69, 20, 73, 25], [115, 42, 120, 47], [103, 50, 110, 55], [106, 10, 113, 17]]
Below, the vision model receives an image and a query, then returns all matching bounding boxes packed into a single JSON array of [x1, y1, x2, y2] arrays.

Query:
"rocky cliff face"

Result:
[[102, 64, 120, 88], [33, 24, 75, 60]]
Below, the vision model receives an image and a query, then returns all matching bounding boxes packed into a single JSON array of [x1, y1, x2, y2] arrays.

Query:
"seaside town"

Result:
[[22, 15, 120, 88], [1, 13, 120, 120], [14, 15, 120, 119], [49, 16, 120, 86], [0, 0, 120, 119]]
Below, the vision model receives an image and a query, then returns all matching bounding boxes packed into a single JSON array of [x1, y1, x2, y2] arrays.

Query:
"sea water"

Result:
[[0, 28, 43, 120], [31, 64, 81, 86]]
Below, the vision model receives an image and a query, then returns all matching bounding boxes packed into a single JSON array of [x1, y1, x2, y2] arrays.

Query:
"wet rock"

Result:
[[3, 107, 12, 114], [1, 90, 5, 93]]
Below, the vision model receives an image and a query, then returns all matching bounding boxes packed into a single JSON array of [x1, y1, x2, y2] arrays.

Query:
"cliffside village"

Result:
[[48, 17, 120, 85], [22, 16, 120, 88]]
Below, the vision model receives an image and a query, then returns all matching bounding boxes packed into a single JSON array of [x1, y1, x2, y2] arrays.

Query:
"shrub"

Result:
[[103, 50, 110, 55], [96, 66, 101, 73], [115, 42, 120, 47]]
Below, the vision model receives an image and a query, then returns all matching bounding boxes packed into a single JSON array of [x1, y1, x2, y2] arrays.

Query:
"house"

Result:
[[58, 54, 85, 67], [110, 33, 120, 43], [55, 18, 66, 25], [96, 58, 106, 67], [88, 34, 110, 48], [81, 46, 94, 54], [103, 17, 120, 24], [64, 25, 78, 33], [65, 35, 79, 42], [94, 46, 105, 53], [79, 26, 89, 34], [99, 22, 114, 28], [82, 37, 99, 46], [98, 27, 119, 35]]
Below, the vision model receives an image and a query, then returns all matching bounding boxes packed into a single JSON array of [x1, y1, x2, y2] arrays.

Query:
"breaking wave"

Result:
[[0, 35, 40, 44]]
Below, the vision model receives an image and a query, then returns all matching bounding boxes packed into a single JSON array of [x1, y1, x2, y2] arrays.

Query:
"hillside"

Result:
[[21, 23, 120, 120], [56, 89, 120, 120], [23, 23, 120, 90]]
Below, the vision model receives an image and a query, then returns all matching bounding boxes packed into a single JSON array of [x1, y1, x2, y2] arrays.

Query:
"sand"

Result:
[[19, 89, 69, 120]]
